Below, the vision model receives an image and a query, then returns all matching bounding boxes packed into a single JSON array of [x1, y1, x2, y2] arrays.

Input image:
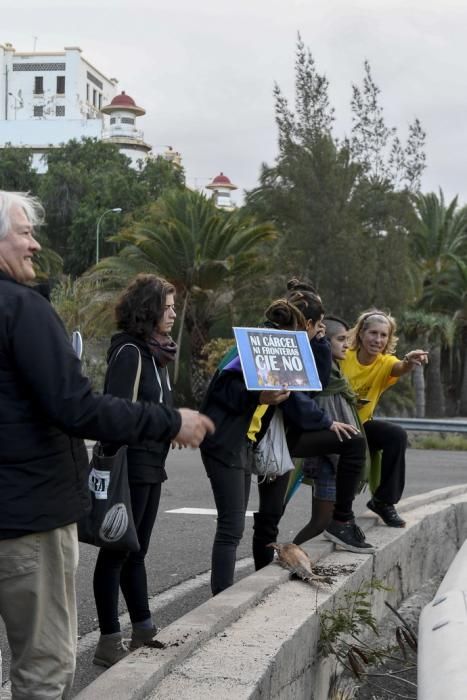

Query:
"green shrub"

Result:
[[409, 434, 467, 451]]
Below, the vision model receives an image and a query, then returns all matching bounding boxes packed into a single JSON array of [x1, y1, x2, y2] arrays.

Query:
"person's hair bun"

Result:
[[286, 277, 317, 294], [264, 299, 306, 331], [286, 277, 301, 291], [266, 303, 294, 328]]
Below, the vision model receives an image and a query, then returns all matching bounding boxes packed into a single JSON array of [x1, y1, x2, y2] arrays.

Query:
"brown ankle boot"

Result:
[[93, 632, 129, 668], [130, 624, 158, 650]]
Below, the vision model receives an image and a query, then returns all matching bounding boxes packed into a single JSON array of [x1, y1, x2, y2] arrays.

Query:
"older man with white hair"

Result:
[[0, 191, 214, 699]]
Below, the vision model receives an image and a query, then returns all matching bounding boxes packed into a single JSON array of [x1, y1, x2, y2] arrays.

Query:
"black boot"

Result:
[[293, 497, 334, 545], [252, 512, 279, 570]]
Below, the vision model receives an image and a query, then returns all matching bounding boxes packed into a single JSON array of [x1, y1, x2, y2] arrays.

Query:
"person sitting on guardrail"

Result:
[[0, 191, 214, 700], [278, 289, 375, 555], [292, 316, 370, 545], [249, 282, 333, 571], [250, 286, 376, 566], [341, 310, 428, 528]]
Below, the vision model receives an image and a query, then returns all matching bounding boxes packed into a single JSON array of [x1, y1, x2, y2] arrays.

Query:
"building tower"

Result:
[[206, 172, 238, 210], [101, 91, 151, 167], [162, 145, 182, 167]]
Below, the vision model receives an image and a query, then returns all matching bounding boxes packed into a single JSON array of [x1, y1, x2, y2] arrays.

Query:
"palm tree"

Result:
[[424, 314, 456, 417], [410, 190, 467, 303], [34, 245, 63, 281], [410, 190, 467, 412], [418, 259, 467, 414], [86, 188, 277, 402], [400, 310, 455, 417], [50, 275, 115, 338]]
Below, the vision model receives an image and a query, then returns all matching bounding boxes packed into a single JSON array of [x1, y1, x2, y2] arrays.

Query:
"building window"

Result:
[[86, 71, 103, 90], [121, 117, 135, 125], [56, 105, 65, 117], [98, 93, 102, 110], [13, 62, 65, 72], [33, 105, 43, 117], [92, 89, 97, 107], [56, 76, 65, 94], [110, 117, 116, 124], [34, 76, 43, 94], [86, 83, 90, 102]]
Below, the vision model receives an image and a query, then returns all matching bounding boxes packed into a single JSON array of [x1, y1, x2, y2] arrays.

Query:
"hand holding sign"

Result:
[[259, 389, 291, 405]]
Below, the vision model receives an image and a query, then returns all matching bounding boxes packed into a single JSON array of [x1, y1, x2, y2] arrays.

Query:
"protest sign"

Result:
[[233, 327, 322, 391]]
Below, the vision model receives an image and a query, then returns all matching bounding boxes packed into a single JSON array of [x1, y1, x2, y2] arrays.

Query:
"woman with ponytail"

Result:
[[200, 299, 297, 595]]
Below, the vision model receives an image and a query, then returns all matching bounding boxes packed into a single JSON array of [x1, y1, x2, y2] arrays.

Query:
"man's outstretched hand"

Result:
[[173, 408, 215, 448]]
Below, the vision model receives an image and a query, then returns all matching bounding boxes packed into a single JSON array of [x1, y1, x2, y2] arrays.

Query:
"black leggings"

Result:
[[203, 455, 251, 596], [287, 429, 366, 521], [93, 482, 162, 634], [252, 429, 366, 569], [203, 430, 365, 594], [364, 420, 407, 504]]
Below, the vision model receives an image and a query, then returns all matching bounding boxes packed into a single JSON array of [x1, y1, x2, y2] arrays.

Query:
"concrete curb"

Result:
[[75, 484, 467, 700], [74, 560, 294, 700]]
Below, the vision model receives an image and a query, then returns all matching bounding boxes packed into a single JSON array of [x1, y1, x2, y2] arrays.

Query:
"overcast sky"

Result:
[[3, 0, 467, 204]]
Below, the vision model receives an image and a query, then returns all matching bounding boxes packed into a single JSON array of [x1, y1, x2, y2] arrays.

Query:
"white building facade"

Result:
[[0, 43, 118, 169], [0, 43, 185, 174]]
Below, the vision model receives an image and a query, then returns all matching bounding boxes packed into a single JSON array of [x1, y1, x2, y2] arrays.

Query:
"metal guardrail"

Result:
[[383, 417, 467, 433]]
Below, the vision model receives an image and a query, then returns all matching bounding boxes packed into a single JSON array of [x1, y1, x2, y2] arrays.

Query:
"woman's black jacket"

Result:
[[103, 332, 174, 484], [200, 368, 259, 469], [199, 335, 333, 467]]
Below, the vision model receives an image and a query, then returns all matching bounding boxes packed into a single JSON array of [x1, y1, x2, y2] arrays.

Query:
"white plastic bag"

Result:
[[252, 409, 295, 480]]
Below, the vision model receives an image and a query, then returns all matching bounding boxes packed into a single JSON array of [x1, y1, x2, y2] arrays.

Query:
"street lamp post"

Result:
[[8, 92, 22, 119], [96, 208, 122, 265]]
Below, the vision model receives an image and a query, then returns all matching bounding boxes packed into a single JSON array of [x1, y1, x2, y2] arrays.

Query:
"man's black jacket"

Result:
[[0, 272, 181, 538]]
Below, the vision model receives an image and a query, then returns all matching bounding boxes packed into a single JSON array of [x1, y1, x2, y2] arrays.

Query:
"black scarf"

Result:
[[148, 331, 177, 367]]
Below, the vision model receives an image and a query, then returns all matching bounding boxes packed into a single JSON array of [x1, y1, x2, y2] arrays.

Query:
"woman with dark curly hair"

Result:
[[92, 273, 177, 667]]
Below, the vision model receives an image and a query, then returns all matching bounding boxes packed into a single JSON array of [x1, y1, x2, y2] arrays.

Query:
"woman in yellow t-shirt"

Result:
[[340, 310, 428, 527]]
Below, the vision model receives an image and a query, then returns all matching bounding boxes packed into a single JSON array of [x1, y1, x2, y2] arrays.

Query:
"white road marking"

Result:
[[166, 507, 255, 516]]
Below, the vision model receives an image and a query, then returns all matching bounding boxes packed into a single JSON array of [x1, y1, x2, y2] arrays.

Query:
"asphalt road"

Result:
[[1, 447, 466, 695]]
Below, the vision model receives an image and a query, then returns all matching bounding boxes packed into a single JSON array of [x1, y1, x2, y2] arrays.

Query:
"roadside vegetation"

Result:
[[408, 433, 467, 451], [321, 580, 418, 700]]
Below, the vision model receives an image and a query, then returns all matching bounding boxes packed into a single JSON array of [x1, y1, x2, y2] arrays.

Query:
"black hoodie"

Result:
[[103, 331, 174, 483]]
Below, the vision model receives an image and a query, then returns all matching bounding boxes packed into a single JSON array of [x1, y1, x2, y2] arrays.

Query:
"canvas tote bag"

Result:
[[78, 344, 142, 552]]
